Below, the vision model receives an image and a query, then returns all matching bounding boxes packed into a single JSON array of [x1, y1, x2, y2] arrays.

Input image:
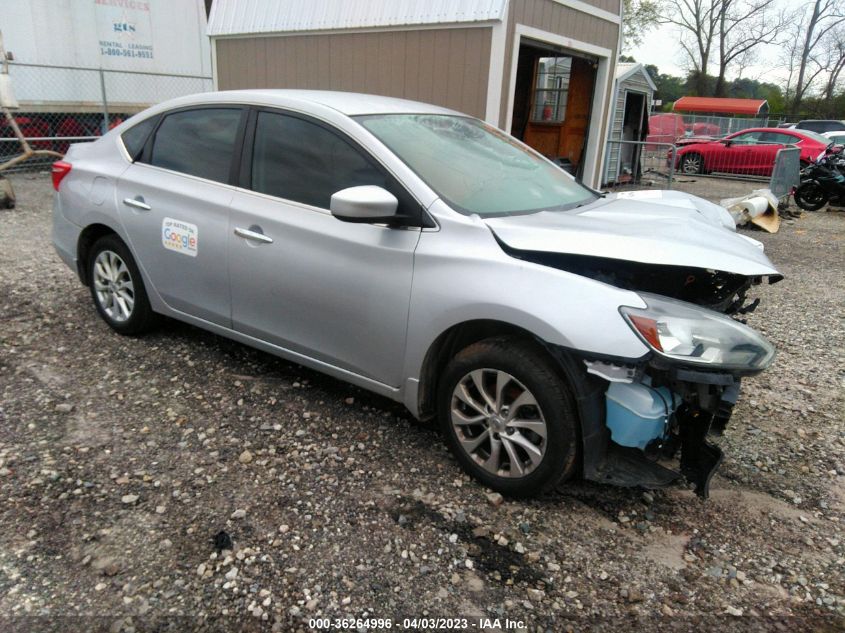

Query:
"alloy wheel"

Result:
[[93, 250, 135, 323], [450, 369, 547, 478], [681, 154, 702, 174]]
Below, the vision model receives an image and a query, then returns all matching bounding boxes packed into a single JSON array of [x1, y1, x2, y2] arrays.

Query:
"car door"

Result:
[[756, 132, 792, 175], [714, 131, 761, 173], [116, 106, 246, 327], [227, 109, 422, 386]]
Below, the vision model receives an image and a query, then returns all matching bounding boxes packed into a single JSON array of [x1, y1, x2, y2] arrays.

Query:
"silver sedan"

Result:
[[53, 90, 780, 498]]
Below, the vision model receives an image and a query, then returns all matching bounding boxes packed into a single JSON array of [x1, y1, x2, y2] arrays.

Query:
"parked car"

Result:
[[794, 119, 845, 134], [688, 121, 721, 137], [822, 130, 845, 147], [52, 91, 782, 498], [645, 113, 686, 148], [673, 127, 832, 175]]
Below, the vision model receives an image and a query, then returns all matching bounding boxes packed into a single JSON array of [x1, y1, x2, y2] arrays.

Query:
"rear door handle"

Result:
[[234, 226, 274, 244], [123, 196, 151, 211]]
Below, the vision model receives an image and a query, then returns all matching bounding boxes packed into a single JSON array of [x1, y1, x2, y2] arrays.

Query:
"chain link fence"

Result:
[[678, 113, 770, 138], [1, 61, 212, 172]]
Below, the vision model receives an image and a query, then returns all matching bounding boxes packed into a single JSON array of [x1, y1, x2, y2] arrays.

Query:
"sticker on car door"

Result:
[[162, 217, 198, 257]]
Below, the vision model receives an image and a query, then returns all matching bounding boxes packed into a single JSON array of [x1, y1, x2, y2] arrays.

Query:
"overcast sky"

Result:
[[628, 0, 803, 88]]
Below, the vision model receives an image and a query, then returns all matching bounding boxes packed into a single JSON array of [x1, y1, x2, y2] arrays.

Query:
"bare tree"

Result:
[[662, 0, 789, 97], [790, 0, 845, 113], [713, 0, 787, 97], [659, 0, 720, 95], [821, 26, 845, 100]]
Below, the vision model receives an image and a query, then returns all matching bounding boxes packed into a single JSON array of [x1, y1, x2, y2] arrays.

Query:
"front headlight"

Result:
[[620, 293, 775, 371]]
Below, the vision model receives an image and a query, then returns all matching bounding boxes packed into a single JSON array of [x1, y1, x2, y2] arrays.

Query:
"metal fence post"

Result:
[[98, 67, 109, 135], [667, 145, 676, 190]]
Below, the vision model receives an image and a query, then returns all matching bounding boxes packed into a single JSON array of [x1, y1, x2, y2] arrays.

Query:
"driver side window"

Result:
[[251, 112, 387, 208], [730, 131, 762, 145]]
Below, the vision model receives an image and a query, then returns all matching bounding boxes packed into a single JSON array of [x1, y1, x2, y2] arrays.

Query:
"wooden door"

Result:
[[521, 57, 595, 167], [559, 58, 593, 166]]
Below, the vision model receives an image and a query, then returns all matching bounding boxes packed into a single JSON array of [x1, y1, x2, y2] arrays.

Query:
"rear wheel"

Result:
[[679, 153, 704, 174], [87, 234, 159, 335], [794, 182, 828, 211], [437, 337, 579, 498]]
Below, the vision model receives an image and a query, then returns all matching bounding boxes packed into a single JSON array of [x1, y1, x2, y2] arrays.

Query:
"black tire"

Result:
[[437, 337, 579, 498], [793, 182, 828, 211], [679, 153, 704, 174], [87, 234, 159, 335]]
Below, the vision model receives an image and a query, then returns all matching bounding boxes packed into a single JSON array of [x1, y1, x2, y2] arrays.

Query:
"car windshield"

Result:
[[356, 114, 597, 216]]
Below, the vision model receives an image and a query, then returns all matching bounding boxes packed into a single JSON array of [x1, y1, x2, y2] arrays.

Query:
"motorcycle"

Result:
[[793, 148, 845, 211]]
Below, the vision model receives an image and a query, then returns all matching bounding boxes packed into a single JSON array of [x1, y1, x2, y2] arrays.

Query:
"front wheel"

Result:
[[679, 153, 704, 174], [437, 337, 579, 498], [794, 182, 828, 211]]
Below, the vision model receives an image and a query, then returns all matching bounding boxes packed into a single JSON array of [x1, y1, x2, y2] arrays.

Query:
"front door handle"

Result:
[[234, 226, 274, 244], [123, 196, 151, 211]]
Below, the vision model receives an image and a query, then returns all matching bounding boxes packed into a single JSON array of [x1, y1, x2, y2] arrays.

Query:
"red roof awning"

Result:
[[673, 97, 768, 116]]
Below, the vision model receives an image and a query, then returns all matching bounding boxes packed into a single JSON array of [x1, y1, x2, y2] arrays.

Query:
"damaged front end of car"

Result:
[[551, 289, 776, 499], [483, 193, 782, 498], [592, 291, 775, 496], [523, 255, 779, 499]]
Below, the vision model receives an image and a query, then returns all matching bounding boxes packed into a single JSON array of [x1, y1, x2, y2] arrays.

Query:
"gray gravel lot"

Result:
[[1, 174, 843, 632]]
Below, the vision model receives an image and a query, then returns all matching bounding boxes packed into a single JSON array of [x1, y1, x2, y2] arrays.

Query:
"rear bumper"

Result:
[[52, 196, 82, 280]]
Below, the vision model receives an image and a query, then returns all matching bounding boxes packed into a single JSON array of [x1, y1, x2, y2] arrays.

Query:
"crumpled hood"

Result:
[[485, 191, 781, 278]]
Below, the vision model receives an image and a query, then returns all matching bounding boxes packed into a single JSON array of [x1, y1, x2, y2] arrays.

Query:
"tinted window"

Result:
[[120, 115, 158, 160], [251, 112, 389, 209], [149, 108, 242, 183]]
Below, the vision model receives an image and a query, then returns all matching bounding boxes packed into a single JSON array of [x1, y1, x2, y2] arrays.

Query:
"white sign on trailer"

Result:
[[94, 0, 155, 62]]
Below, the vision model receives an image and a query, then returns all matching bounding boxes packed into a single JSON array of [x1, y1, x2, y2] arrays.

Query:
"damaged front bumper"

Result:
[[575, 356, 748, 499]]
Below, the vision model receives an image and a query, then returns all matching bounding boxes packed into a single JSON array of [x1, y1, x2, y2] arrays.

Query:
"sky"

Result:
[[627, 0, 807, 88]]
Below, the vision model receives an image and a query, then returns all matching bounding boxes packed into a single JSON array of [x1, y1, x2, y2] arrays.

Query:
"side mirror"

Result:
[[721, 139, 733, 146], [330, 186, 398, 223]]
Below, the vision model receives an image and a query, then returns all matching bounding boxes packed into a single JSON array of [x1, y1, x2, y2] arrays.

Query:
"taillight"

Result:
[[51, 161, 72, 191]]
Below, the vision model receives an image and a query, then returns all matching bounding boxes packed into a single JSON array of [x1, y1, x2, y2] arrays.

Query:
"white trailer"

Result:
[[0, 0, 212, 113]]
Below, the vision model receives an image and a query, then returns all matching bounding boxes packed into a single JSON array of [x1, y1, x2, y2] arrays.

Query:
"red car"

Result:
[[673, 127, 832, 176]]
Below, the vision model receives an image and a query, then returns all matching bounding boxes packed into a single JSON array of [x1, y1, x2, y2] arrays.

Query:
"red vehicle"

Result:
[[673, 127, 832, 176], [646, 113, 686, 148]]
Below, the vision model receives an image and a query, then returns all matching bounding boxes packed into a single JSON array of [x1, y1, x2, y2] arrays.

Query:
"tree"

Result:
[[820, 25, 845, 101], [713, 0, 786, 97], [661, 0, 788, 97], [622, 0, 663, 50], [789, 0, 845, 113], [659, 0, 720, 95]]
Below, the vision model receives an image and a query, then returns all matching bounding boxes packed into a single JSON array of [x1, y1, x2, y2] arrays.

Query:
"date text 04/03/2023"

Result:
[[308, 617, 527, 630]]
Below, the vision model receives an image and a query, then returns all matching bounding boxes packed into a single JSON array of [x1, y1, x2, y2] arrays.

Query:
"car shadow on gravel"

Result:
[[148, 316, 416, 422], [389, 496, 543, 584]]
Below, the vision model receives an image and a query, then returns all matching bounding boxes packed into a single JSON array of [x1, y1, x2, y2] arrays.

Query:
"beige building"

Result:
[[208, 0, 623, 188]]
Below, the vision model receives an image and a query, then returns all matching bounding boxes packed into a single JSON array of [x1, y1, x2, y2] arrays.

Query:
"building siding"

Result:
[[215, 27, 492, 119], [604, 72, 653, 183]]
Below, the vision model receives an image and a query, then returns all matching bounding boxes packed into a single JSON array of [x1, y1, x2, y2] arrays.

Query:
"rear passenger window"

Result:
[[250, 112, 389, 209], [148, 108, 242, 183], [120, 115, 158, 161]]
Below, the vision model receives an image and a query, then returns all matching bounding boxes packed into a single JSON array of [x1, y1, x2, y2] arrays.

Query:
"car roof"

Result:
[[138, 89, 462, 118], [728, 127, 821, 139]]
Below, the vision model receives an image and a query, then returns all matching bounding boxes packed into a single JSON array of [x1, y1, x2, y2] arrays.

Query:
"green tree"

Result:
[[622, 0, 662, 50]]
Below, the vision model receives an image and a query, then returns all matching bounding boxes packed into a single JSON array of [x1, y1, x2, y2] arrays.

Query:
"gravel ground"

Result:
[[1, 173, 843, 633]]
